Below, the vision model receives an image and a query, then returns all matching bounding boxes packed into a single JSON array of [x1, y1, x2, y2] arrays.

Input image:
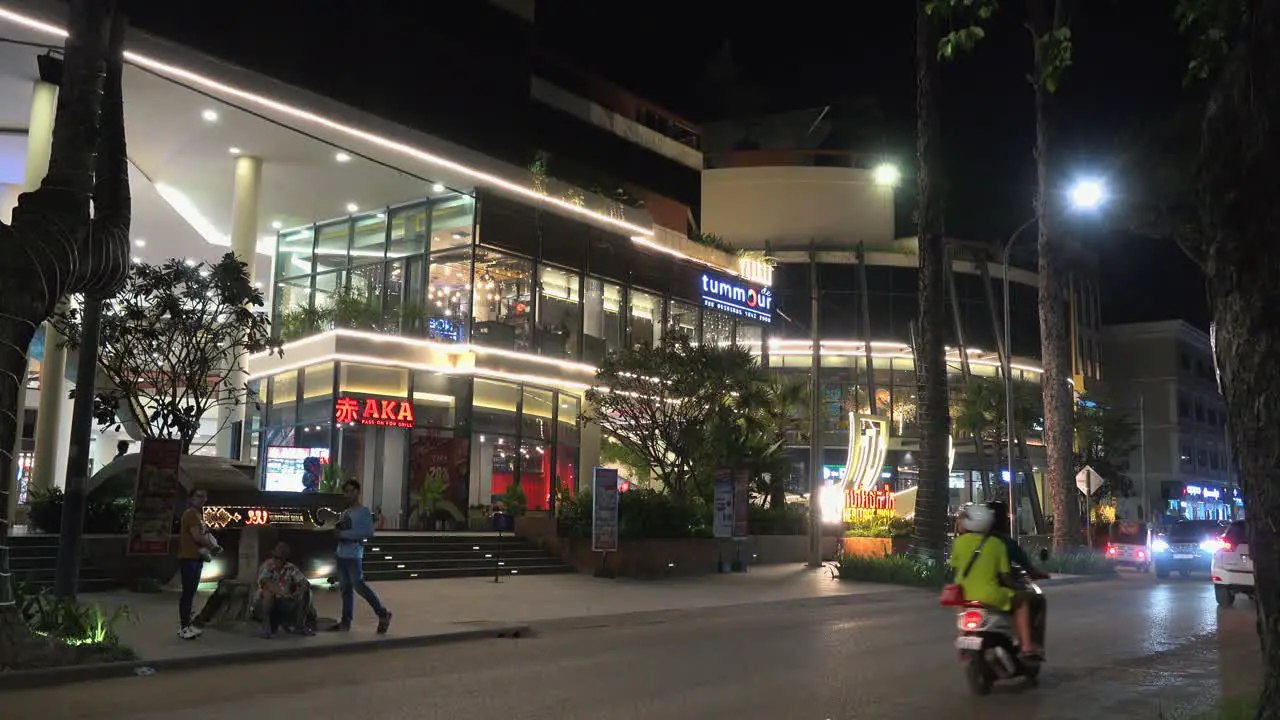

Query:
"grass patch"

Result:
[[844, 516, 913, 539], [1040, 548, 1117, 576], [835, 553, 949, 588]]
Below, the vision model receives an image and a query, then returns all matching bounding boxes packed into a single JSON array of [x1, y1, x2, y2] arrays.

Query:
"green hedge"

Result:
[[27, 487, 133, 535], [556, 488, 808, 539], [1041, 548, 1117, 576], [835, 553, 949, 588]]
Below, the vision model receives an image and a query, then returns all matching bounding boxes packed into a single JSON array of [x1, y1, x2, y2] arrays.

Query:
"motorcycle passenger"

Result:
[[986, 500, 1049, 580], [949, 504, 1041, 658]]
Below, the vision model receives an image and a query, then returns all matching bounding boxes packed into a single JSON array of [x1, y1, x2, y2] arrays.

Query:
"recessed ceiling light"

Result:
[[334, 152, 351, 163], [431, 183, 445, 193], [345, 202, 358, 213], [271, 220, 283, 230], [201, 109, 218, 122], [133, 238, 145, 247], [228, 146, 241, 155]]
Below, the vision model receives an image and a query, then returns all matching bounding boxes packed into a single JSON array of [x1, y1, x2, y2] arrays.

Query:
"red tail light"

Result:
[[960, 611, 984, 631], [1137, 550, 1146, 559], [1221, 540, 1233, 552], [1107, 545, 1118, 556], [1212, 576, 1223, 582]]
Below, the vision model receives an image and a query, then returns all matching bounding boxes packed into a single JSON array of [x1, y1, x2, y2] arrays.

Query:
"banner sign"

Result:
[[126, 438, 184, 555], [713, 470, 733, 539], [732, 469, 750, 539], [700, 272, 773, 324], [592, 467, 620, 552], [334, 395, 416, 428]]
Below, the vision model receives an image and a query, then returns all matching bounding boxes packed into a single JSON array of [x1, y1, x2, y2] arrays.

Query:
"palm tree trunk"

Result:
[[911, 0, 950, 560], [1029, 0, 1079, 550], [1197, 5, 1280, 715]]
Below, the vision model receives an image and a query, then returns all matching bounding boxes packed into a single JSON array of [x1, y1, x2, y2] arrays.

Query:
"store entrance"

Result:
[[336, 425, 408, 529]]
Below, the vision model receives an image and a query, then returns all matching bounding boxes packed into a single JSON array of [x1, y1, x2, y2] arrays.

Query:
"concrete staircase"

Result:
[[358, 534, 573, 581], [9, 534, 122, 593]]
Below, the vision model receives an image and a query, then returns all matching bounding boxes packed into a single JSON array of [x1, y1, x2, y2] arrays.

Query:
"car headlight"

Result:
[[1151, 539, 1169, 552]]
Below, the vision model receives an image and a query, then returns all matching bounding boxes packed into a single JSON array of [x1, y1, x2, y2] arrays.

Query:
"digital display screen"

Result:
[[263, 446, 330, 492]]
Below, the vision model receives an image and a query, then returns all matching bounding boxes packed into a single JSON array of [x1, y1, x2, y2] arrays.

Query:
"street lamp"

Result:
[[1001, 178, 1108, 536], [872, 162, 901, 187]]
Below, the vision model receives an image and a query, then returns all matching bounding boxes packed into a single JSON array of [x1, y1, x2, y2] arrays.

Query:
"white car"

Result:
[[1211, 520, 1254, 606]]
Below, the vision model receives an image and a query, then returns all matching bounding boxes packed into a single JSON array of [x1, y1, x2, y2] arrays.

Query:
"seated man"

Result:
[[256, 541, 315, 638], [949, 504, 1041, 658]]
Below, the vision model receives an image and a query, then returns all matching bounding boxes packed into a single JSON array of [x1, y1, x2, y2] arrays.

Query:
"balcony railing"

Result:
[[704, 148, 877, 170]]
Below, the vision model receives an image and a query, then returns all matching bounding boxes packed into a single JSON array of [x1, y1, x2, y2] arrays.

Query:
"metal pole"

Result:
[[1139, 393, 1148, 521], [856, 243, 877, 414], [55, 293, 104, 599], [808, 248, 823, 568], [1002, 240, 1018, 538]]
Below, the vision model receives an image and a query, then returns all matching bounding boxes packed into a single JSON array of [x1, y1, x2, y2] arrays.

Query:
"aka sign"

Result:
[[700, 273, 773, 324], [334, 396, 416, 429]]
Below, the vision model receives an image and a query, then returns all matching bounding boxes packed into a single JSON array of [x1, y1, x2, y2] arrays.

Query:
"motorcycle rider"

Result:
[[949, 504, 1042, 658], [987, 500, 1049, 651]]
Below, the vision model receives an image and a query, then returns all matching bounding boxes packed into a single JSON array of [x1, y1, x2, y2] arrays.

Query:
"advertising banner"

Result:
[[126, 438, 184, 555], [713, 469, 733, 539], [732, 469, 750, 539], [592, 467, 620, 552]]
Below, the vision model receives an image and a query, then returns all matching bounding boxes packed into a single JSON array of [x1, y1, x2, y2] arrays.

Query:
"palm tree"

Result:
[[911, 0, 951, 562], [0, 0, 130, 665]]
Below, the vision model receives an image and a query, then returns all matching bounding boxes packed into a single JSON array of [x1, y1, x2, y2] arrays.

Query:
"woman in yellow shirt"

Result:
[[950, 504, 1040, 657]]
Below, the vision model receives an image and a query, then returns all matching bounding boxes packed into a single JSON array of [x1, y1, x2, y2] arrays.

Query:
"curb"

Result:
[[0, 623, 529, 691], [1036, 573, 1121, 588]]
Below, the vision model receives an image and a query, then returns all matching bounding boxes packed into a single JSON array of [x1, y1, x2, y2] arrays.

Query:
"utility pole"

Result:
[[807, 247, 823, 568], [1139, 393, 1148, 522]]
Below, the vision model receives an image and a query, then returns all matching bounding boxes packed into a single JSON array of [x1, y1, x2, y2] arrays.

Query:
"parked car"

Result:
[[1105, 520, 1153, 572], [1212, 520, 1254, 606], [1151, 520, 1227, 578]]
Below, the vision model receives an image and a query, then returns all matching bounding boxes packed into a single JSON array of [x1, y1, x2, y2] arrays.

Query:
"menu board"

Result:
[[263, 446, 330, 492], [127, 438, 183, 555], [592, 468, 619, 552]]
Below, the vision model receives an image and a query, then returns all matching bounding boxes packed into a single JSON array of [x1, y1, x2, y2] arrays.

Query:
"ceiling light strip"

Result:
[[246, 351, 591, 392], [0, 6, 653, 239]]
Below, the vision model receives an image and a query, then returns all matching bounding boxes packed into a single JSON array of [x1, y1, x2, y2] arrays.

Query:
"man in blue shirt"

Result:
[[328, 480, 392, 633]]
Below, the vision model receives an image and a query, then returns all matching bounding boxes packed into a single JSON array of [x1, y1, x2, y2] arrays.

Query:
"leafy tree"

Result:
[[53, 254, 278, 453], [583, 336, 797, 503], [1073, 394, 1139, 500], [928, 0, 1081, 549], [1172, 3, 1280, 715], [0, 0, 130, 666], [951, 377, 1042, 449], [911, 0, 952, 562]]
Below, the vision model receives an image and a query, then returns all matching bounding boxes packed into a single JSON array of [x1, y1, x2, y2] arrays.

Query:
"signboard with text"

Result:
[[592, 467, 620, 552], [126, 438, 184, 555], [713, 470, 733, 539], [699, 272, 773, 324], [334, 395, 416, 429], [732, 469, 750, 539]]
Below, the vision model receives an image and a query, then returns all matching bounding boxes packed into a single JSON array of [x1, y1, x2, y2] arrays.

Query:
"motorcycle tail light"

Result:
[[960, 611, 984, 631], [1107, 545, 1117, 556]]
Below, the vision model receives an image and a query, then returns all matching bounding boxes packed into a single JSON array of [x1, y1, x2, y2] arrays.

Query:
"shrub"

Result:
[[555, 487, 709, 539], [749, 503, 808, 535], [26, 486, 133, 534], [844, 515, 913, 538], [1041, 548, 1117, 576], [835, 552, 949, 588], [16, 582, 136, 660]]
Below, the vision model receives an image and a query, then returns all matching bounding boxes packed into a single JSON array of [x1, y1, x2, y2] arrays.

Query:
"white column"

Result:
[[8, 80, 57, 520], [216, 155, 262, 459]]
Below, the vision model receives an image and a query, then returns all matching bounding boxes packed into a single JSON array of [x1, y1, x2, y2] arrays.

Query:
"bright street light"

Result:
[[872, 163, 901, 187], [1068, 178, 1106, 211]]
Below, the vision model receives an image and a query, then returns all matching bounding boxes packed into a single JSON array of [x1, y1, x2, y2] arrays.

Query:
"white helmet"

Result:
[[960, 503, 995, 534]]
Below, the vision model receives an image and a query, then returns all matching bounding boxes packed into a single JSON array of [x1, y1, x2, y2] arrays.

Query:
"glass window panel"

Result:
[[273, 277, 313, 340], [338, 363, 408, 397], [554, 444, 578, 497], [382, 260, 406, 332], [557, 393, 581, 447], [537, 264, 581, 359], [668, 300, 699, 343], [268, 371, 298, 426], [412, 371, 468, 428], [521, 386, 555, 441], [892, 385, 919, 437], [430, 195, 475, 253], [704, 311, 733, 347], [313, 271, 342, 317], [737, 322, 763, 356], [387, 203, 428, 260], [473, 379, 519, 434], [341, 264, 384, 330], [275, 227, 315, 279], [401, 256, 427, 337], [629, 289, 663, 348], [583, 278, 624, 363], [425, 248, 471, 343], [473, 248, 533, 352], [300, 362, 335, 422], [519, 439, 552, 511], [314, 221, 350, 273], [350, 212, 387, 261]]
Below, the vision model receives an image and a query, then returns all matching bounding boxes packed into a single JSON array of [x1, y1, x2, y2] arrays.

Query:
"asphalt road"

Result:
[[6, 573, 1263, 720]]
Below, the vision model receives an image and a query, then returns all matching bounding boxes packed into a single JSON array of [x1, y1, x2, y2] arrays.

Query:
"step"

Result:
[[362, 556, 568, 573], [360, 549, 548, 562], [358, 564, 573, 582], [363, 539, 541, 551], [17, 577, 121, 593]]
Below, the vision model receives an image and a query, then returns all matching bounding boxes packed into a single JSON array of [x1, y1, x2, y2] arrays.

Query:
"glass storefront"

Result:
[[257, 361, 581, 528]]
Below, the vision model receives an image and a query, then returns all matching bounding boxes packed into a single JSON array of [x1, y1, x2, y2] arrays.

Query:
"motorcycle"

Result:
[[951, 564, 1047, 695]]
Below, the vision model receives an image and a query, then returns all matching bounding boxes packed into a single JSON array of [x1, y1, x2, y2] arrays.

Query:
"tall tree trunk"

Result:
[[911, 0, 950, 560], [1197, 6, 1280, 716], [0, 0, 128, 666], [1029, 0, 1079, 550]]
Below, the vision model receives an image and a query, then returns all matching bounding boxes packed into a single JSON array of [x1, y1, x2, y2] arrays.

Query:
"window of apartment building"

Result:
[[1196, 447, 1209, 470], [1194, 399, 1205, 423], [1178, 393, 1190, 419], [1206, 408, 1217, 427], [1210, 448, 1221, 471], [1179, 441, 1194, 471], [1180, 351, 1191, 371]]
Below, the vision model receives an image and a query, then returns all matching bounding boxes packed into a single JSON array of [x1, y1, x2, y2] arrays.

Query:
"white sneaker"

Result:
[[178, 625, 203, 640]]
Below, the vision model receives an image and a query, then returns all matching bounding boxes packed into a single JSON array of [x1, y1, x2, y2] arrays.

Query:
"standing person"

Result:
[[177, 488, 218, 640], [114, 440, 130, 460], [328, 480, 392, 633]]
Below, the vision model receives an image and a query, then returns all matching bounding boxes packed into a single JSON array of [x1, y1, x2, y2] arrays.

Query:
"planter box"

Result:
[[515, 512, 555, 543], [547, 534, 838, 578], [840, 536, 911, 558]]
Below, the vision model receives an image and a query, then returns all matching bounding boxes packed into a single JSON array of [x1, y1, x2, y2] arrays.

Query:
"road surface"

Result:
[[8, 573, 1262, 719]]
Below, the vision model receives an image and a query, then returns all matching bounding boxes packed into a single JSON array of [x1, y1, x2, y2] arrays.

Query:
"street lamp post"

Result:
[[1000, 178, 1106, 537]]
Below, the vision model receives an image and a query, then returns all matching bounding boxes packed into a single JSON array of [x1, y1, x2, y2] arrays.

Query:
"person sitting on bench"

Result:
[[256, 541, 314, 638]]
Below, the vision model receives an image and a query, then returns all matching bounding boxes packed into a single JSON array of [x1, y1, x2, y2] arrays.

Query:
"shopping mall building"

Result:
[[2, 0, 1103, 529]]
